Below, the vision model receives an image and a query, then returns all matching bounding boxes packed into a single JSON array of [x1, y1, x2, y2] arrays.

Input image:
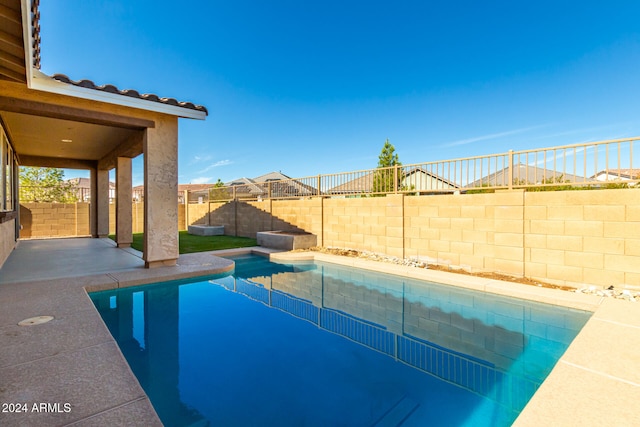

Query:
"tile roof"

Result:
[[50, 74, 208, 114], [466, 163, 591, 188]]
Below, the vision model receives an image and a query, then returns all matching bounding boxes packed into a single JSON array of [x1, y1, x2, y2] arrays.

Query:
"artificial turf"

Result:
[[109, 231, 257, 254]]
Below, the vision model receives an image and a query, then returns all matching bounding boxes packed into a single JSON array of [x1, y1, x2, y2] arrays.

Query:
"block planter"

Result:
[[256, 231, 317, 250], [187, 225, 224, 236]]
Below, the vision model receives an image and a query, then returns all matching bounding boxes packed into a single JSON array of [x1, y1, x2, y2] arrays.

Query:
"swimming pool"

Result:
[[90, 254, 591, 426]]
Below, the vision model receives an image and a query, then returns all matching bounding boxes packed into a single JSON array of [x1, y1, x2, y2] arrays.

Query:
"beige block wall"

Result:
[[186, 203, 210, 226], [404, 191, 525, 275], [524, 189, 640, 287], [208, 201, 237, 235], [207, 199, 321, 239], [323, 195, 405, 258], [21, 202, 91, 238], [109, 203, 146, 234], [272, 198, 323, 243], [16, 188, 640, 287]]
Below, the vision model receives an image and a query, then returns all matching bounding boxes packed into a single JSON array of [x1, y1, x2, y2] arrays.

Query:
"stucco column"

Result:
[[90, 168, 97, 237], [116, 157, 133, 247], [93, 168, 110, 238], [143, 118, 179, 268]]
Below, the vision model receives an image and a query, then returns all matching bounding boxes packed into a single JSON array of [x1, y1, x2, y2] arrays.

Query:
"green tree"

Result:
[[209, 178, 229, 200], [372, 139, 402, 194], [19, 167, 77, 202]]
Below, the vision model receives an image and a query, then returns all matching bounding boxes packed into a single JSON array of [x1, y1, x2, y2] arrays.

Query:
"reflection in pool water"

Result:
[[90, 254, 591, 426]]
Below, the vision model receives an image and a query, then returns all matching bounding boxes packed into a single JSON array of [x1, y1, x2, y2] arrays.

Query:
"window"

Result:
[[5, 141, 13, 211], [1, 124, 16, 213]]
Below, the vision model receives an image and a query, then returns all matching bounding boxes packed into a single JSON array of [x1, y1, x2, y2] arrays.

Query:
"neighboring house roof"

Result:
[[132, 184, 214, 193], [252, 171, 292, 182], [225, 171, 316, 197], [327, 167, 458, 194], [178, 184, 215, 193], [327, 173, 374, 194], [403, 167, 460, 189], [225, 177, 265, 195], [67, 177, 115, 189], [591, 169, 640, 180], [466, 163, 591, 188]]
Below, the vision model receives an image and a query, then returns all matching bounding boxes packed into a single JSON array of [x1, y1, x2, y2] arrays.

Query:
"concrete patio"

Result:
[[1, 238, 639, 426]]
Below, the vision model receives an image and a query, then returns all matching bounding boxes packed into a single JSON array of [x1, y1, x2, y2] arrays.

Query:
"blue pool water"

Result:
[[90, 255, 592, 426]]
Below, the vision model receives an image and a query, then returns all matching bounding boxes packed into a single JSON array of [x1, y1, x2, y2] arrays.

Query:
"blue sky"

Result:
[[39, 1, 640, 185]]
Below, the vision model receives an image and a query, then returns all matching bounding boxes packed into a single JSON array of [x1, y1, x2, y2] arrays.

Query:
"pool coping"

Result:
[[2, 246, 638, 426]]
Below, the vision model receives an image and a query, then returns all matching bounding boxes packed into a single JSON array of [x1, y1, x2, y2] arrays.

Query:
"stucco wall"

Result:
[[0, 219, 16, 267]]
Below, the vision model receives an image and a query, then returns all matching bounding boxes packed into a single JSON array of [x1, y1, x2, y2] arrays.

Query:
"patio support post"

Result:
[[116, 157, 133, 248], [89, 168, 96, 236], [94, 168, 110, 238], [142, 118, 179, 268]]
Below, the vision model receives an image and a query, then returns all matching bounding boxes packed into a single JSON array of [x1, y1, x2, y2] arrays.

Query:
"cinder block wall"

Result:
[[208, 202, 237, 235], [17, 188, 640, 287], [21, 202, 91, 238], [404, 191, 526, 276], [323, 194, 404, 258], [109, 203, 147, 234], [524, 189, 640, 287], [204, 190, 638, 287], [272, 198, 323, 242], [206, 200, 321, 239], [186, 203, 209, 226]]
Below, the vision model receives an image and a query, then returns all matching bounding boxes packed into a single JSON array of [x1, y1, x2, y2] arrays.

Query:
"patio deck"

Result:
[[0, 239, 638, 425]]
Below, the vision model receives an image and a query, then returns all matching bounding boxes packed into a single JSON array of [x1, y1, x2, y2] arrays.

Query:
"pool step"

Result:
[[372, 396, 420, 427]]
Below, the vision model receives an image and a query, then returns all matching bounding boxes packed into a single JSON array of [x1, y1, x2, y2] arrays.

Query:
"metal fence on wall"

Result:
[[191, 137, 638, 201], [18, 138, 639, 203]]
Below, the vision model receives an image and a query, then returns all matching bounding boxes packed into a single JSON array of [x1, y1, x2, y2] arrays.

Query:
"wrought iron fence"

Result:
[[19, 185, 91, 203], [21, 138, 637, 203], [194, 137, 638, 201]]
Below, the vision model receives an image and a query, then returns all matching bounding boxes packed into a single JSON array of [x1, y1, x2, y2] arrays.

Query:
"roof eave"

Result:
[[27, 70, 207, 120]]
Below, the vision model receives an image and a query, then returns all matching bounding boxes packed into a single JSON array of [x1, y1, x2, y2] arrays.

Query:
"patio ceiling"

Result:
[[1, 111, 139, 165]]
